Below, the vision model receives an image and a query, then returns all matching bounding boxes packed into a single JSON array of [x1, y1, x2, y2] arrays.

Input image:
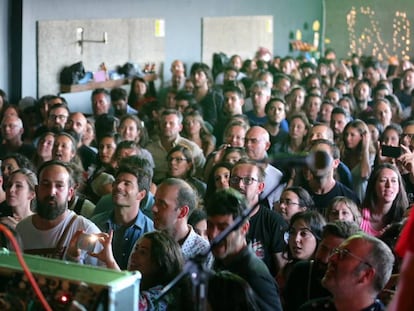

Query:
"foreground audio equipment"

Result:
[[0, 249, 141, 311]]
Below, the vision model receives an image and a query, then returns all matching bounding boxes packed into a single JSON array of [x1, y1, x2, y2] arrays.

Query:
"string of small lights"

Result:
[[346, 6, 410, 60]]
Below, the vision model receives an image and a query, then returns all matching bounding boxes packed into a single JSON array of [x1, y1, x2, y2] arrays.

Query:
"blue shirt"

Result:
[[91, 209, 154, 269]]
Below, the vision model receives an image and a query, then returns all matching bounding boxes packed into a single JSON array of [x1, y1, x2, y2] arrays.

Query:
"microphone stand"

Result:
[[155, 201, 259, 311]]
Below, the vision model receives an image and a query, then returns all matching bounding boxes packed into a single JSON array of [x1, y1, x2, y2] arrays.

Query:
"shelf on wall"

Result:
[[60, 78, 130, 94]]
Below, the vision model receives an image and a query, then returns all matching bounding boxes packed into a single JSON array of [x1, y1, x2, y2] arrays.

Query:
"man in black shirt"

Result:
[[302, 139, 360, 215], [206, 188, 282, 311], [230, 159, 287, 276]]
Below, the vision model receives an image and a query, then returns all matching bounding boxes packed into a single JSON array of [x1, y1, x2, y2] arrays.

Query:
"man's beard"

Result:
[[36, 196, 67, 220]]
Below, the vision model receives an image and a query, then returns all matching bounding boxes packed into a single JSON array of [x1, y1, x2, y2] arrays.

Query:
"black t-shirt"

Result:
[[305, 181, 360, 216], [284, 260, 330, 311], [214, 246, 283, 311], [247, 200, 288, 276]]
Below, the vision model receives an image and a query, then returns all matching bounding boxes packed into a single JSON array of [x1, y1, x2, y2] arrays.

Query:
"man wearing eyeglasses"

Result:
[[230, 159, 287, 277], [284, 221, 361, 311], [299, 233, 394, 311]]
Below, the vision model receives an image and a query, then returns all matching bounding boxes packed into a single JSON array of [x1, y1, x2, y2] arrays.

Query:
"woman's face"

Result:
[[134, 80, 147, 96], [82, 123, 95, 146], [223, 151, 242, 164], [275, 190, 303, 222], [214, 167, 230, 190], [6, 172, 35, 209], [367, 124, 380, 144], [168, 151, 191, 178], [1, 158, 19, 182], [119, 118, 140, 142], [328, 202, 355, 223], [99, 136, 117, 164], [382, 129, 400, 147], [193, 219, 208, 241], [344, 127, 362, 149], [225, 126, 246, 148], [375, 168, 399, 204], [38, 134, 55, 161], [289, 118, 307, 140], [288, 219, 318, 260], [184, 116, 201, 135], [128, 237, 157, 279]]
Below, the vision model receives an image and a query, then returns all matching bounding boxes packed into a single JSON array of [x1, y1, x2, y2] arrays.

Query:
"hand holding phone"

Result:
[[381, 145, 402, 158]]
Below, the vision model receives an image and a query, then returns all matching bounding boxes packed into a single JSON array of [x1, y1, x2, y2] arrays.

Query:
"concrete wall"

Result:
[[20, 0, 322, 98]]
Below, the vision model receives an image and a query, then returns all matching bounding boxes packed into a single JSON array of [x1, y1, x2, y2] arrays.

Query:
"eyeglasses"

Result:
[[330, 247, 372, 268], [276, 199, 301, 206], [167, 157, 188, 163], [229, 176, 258, 185], [49, 114, 68, 121], [400, 133, 414, 140]]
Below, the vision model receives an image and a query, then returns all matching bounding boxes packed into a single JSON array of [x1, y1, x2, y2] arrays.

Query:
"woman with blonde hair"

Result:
[[0, 168, 37, 229], [326, 196, 362, 225], [181, 110, 216, 157]]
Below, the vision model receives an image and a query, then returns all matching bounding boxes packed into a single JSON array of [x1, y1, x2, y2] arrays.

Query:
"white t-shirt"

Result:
[[16, 210, 103, 266]]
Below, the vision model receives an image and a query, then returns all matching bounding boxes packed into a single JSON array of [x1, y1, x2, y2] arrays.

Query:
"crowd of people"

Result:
[[0, 48, 414, 310]]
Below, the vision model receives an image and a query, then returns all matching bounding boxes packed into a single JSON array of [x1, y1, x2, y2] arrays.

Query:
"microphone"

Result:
[[266, 150, 332, 171]]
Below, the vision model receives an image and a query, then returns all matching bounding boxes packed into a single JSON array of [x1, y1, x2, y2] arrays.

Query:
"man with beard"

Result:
[[353, 80, 374, 120], [190, 62, 223, 129], [65, 112, 97, 171], [16, 160, 102, 265], [284, 221, 361, 311], [264, 97, 289, 153]]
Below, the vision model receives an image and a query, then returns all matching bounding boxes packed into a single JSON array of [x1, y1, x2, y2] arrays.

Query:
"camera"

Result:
[[77, 233, 98, 252]]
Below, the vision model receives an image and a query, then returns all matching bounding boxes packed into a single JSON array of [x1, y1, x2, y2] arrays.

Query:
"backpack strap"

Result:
[[73, 196, 86, 215]]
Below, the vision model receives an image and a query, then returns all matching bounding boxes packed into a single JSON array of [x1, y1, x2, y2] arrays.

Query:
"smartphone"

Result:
[[77, 233, 98, 252], [381, 145, 402, 158]]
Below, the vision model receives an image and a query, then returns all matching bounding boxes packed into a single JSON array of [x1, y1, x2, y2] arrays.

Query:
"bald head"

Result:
[[244, 126, 271, 160]]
